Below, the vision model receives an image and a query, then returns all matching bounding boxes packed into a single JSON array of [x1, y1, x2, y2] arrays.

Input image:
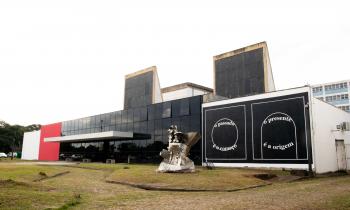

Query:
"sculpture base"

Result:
[[157, 161, 195, 173]]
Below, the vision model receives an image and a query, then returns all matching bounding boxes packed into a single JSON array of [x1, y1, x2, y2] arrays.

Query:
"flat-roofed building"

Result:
[[161, 82, 213, 102], [312, 80, 350, 112]]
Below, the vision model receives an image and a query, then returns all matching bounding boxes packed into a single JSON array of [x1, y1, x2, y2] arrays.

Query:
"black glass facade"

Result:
[[59, 95, 202, 163], [215, 48, 265, 98], [124, 71, 154, 109]]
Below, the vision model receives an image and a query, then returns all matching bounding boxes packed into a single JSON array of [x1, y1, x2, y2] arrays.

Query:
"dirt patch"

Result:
[[33, 171, 70, 182], [0, 179, 30, 187], [105, 179, 272, 192], [62, 165, 108, 171], [316, 171, 349, 178], [253, 173, 277, 180]]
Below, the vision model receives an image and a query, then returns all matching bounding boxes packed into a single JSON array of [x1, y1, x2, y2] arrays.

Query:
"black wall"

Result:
[[215, 48, 265, 98], [203, 92, 312, 164]]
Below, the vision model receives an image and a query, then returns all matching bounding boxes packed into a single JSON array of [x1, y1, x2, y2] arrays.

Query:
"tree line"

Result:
[[0, 120, 40, 155]]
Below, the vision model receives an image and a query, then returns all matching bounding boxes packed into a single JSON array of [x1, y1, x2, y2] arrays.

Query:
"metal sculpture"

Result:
[[157, 125, 200, 173]]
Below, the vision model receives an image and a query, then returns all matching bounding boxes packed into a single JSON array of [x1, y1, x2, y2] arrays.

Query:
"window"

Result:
[[140, 107, 148, 121], [341, 94, 349, 100], [154, 103, 163, 119], [326, 94, 349, 102], [78, 118, 83, 130], [147, 105, 155, 121], [162, 118, 171, 137], [133, 122, 141, 133], [133, 108, 141, 122], [127, 109, 133, 123], [162, 102, 171, 118], [121, 110, 128, 124], [339, 106, 350, 111], [179, 98, 190, 116], [190, 96, 201, 115], [147, 120, 155, 137], [115, 111, 122, 124], [325, 83, 348, 91], [104, 113, 111, 127], [154, 119, 162, 136], [62, 121, 67, 132], [139, 121, 147, 133], [110, 112, 117, 125], [312, 86, 322, 93], [90, 116, 96, 128]]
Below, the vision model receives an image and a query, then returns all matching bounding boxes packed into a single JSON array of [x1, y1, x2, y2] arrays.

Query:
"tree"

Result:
[[0, 120, 41, 158]]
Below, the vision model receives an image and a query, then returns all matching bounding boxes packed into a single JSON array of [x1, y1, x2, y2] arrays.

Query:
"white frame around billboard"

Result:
[[204, 105, 247, 161], [201, 86, 313, 166], [251, 96, 309, 161]]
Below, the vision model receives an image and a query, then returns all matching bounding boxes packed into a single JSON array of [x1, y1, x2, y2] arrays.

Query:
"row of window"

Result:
[[313, 82, 349, 93], [62, 115, 201, 140], [61, 96, 201, 132], [325, 82, 348, 91], [325, 94, 349, 102], [339, 105, 350, 111], [312, 86, 323, 93]]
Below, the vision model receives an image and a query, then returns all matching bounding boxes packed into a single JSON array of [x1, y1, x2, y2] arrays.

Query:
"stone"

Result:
[[157, 125, 201, 173]]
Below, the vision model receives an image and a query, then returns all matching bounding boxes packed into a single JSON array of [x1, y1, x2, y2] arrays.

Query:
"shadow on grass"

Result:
[[45, 194, 82, 210]]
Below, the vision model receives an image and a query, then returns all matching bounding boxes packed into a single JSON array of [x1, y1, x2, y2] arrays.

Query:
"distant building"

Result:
[[312, 80, 350, 112], [161, 82, 213, 102]]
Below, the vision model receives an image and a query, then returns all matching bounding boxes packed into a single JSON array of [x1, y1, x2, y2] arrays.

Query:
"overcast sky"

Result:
[[0, 0, 349, 125]]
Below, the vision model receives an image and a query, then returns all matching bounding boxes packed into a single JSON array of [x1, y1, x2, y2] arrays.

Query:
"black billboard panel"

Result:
[[251, 97, 308, 160], [203, 91, 312, 164], [204, 105, 246, 161]]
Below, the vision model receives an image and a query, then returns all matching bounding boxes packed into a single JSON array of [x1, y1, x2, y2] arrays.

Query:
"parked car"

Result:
[[0, 152, 7, 158], [59, 153, 70, 160], [71, 154, 83, 161], [7, 152, 17, 158]]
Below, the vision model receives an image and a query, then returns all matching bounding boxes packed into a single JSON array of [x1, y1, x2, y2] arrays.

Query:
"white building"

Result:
[[202, 86, 350, 174], [312, 80, 350, 112], [161, 82, 213, 102]]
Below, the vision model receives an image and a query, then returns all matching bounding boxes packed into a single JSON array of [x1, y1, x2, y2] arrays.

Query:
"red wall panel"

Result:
[[38, 123, 61, 161]]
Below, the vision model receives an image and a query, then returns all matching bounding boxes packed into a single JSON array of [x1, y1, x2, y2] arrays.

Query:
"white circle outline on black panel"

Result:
[[211, 118, 239, 152], [260, 112, 298, 159]]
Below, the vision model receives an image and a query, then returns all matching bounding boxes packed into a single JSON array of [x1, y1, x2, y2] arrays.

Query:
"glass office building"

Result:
[[21, 42, 277, 163], [59, 95, 202, 163]]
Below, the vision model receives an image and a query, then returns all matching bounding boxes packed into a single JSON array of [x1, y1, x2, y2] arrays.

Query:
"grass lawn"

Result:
[[106, 164, 280, 190], [0, 161, 350, 210]]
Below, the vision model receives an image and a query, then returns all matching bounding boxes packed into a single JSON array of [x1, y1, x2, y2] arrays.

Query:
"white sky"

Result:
[[0, 0, 349, 125]]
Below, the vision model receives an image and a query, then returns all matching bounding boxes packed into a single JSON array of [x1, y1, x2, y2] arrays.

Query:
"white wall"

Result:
[[21, 130, 41, 160], [311, 98, 350, 173], [163, 87, 209, 101]]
